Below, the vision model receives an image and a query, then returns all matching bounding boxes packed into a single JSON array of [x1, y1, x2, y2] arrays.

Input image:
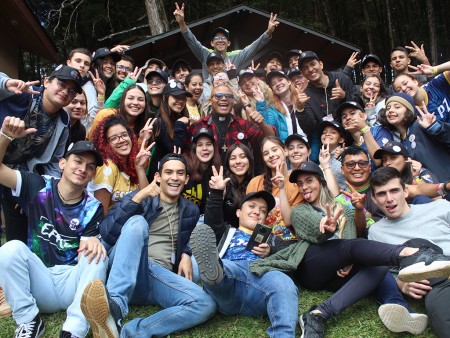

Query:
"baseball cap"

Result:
[[286, 49, 302, 61], [284, 134, 309, 149], [162, 80, 192, 97], [361, 54, 381, 68], [171, 59, 192, 77], [298, 51, 319, 68], [266, 51, 283, 64], [193, 127, 215, 143], [142, 58, 167, 71], [373, 141, 409, 159], [158, 153, 188, 171], [265, 70, 289, 86], [385, 93, 415, 113], [49, 65, 83, 94], [289, 161, 324, 183], [317, 120, 346, 137], [239, 191, 276, 213], [145, 69, 169, 83], [66, 141, 103, 166], [206, 52, 225, 65], [92, 47, 121, 63], [287, 68, 301, 78], [238, 69, 257, 84], [335, 100, 365, 121], [211, 27, 230, 40]]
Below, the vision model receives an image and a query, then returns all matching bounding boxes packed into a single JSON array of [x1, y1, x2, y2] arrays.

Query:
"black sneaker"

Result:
[[60, 331, 80, 338], [190, 223, 223, 285], [14, 314, 45, 338], [80, 279, 122, 338], [299, 306, 326, 338], [398, 247, 450, 282]]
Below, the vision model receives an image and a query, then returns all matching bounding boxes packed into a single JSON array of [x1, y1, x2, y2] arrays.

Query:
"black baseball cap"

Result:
[[206, 52, 225, 65], [287, 68, 301, 78], [92, 47, 121, 63], [265, 70, 289, 86], [361, 54, 381, 68], [66, 141, 103, 166], [373, 141, 409, 159], [239, 191, 276, 213], [238, 69, 257, 84], [289, 161, 324, 183], [171, 59, 192, 77], [193, 127, 215, 143], [284, 134, 310, 149], [266, 51, 283, 64], [317, 120, 346, 137], [335, 100, 365, 121], [145, 69, 169, 83], [211, 27, 230, 40], [298, 51, 319, 68], [142, 58, 167, 71], [158, 153, 188, 171], [162, 80, 192, 97], [286, 49, 302, 61], [50, 65, 83, 94]]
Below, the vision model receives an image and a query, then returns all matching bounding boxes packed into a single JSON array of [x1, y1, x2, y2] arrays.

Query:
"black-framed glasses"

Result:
[[295, 177, 316, 188], [117, 65, 133, 73], [343, 160, 370, 169], [212, 93, 234, 101], [56, 80, 77, 97], [107, 131, 130, 144]]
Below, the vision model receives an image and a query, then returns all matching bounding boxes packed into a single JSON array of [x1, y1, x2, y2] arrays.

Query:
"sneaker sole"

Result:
[[378, 304, 428, 335], [398, 261, 450, 282], [190, 224, 223, 285], [80, 279, 119, 338], [299, 315, 306, 338]]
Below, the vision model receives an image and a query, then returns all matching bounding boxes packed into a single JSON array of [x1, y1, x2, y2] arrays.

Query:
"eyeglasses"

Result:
[[117, 65, 133, 73], [213, 75, 228, 82], [148, 78, 164, 85], [107, 131, 130, 144], [212, 93, 234, 101], [213, 36, 228, 41], [295, 177, 316, 188], [56, 80, 77, 97], [343, 160, 370, 169]]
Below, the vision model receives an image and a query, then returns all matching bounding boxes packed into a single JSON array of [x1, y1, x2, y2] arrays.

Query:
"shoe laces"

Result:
[[14, 320, 37, 338]]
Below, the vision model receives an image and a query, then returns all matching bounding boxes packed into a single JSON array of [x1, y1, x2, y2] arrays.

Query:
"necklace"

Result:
[[57, 185, 83, 204], [161, 200, 177, 264]]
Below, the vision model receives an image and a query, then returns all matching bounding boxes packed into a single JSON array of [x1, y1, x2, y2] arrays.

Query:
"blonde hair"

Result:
[[269, 82, 303, 114]]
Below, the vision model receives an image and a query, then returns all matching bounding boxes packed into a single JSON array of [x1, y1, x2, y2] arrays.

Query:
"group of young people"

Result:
[[1, 3, 450, 338]]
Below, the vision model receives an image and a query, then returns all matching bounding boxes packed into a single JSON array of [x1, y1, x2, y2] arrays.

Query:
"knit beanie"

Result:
[[385, 93, 415, 113]]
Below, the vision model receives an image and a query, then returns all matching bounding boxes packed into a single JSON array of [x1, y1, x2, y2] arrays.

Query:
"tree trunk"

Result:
[[144, 0, 169, 35], [323, 0, 336, 36], [361, 0, 374, 53], [426, 0, 438, 65], [385, 0, 395, 49]]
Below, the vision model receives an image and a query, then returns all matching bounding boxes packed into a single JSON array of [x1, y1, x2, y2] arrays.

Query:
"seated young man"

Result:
[[369, 167, 450, 337], [0, 117, 107, 338], [190, 166, 299, 337]]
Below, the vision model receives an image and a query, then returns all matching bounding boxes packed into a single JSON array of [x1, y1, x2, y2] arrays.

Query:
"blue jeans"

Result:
[[0, 240, 108, 337], [105, 215, 216, 337], [203, 259, 298, 338], [375, 271, 413, 312]]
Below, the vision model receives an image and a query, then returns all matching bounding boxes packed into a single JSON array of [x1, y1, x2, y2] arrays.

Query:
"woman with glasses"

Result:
[[91, 115, 153, 213]]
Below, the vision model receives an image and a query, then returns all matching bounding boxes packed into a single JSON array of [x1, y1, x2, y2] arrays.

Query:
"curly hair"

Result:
[[118, 85, 150, 136], [378, 96, 416, 131], [261, 136, 287, 192], [91, 114, 140, 184]]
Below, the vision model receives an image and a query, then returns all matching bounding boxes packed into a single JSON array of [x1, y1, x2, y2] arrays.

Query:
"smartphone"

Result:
[[245, 224, 272, 251]]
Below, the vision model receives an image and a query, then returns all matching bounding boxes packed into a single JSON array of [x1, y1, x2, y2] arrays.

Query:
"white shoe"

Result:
[[378, 304, 428, 335]]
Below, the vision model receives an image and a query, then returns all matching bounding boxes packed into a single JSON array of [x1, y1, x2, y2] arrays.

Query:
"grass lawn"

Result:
[[0, 229, 438, 337]]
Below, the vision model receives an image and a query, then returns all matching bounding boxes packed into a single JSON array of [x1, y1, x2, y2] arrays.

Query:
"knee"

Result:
[[78, 255, 109, 281], [0, 240, 28, 270], [196, 292, 217, 321], [122, 215, 149, 238], [269, 272, 298, 297]]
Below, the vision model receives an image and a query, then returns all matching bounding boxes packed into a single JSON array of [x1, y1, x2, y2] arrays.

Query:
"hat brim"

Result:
[[167, 90, 192, 98], [56, 76, 83, 94], [68, 150, 103, 167], [239, 191, 276, 213], [289, 167, 324, 183], [284, 134, 309, 148]]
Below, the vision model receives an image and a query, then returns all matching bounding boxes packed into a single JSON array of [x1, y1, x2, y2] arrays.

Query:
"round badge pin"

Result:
[[237, 132, 244, 140]]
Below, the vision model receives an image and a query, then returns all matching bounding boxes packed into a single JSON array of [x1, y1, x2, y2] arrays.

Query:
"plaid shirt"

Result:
[[185, 113, 264, 157]]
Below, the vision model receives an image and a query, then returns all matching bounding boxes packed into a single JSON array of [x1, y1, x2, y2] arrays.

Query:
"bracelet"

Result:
[[360, 125, 370, 135], [413, 177, 423, 184], [436, 183, 445, 196], [0, 129, 14, 142], [97, 94, 105, 100], [433, 67, 438, 75]]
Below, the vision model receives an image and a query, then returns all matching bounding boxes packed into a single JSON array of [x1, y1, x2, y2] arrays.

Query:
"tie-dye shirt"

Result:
[[12, 172, 103, 267]]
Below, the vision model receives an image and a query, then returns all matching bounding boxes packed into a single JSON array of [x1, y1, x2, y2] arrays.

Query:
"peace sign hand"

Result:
[[266, 13, 279, 35], [346, 52, 361, 68], [251, 86, 264, 102], [320, 204, 343, 233], [5, 79, 41, 95], [270, 162, 286, 189], [174, 2, 185, 24], [88, 70, 106, 96], [340, 182, 366, 210], [248, 60, 260, 71], [225, 60, 236, 70], [209, 166, 230, 190], [135, 139, 155, 168], [365, 92, 378, 109], [127, 67, 143, 82], [139, 117, 156, 141], [173, 146, 182, 154], [319, 143, 331, 166], [416, 102, 436, 129]]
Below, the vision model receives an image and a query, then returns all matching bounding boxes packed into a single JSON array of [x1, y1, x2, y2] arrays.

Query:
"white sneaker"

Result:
[[378, 304, 428, 335]]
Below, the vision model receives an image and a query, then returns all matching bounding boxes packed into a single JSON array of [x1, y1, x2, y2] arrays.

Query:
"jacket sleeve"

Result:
[[256, 101, 279, 128], [204, 188, 227, 243], [424, 120, 450, 148], [229, 32, 271, 70], [181, 27, 210, 65], [0, 73, 15, 101], [104, 77, 135, 108]]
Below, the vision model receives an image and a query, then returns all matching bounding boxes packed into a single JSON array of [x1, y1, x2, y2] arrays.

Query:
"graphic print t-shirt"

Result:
[[13, 172, 103, 267]]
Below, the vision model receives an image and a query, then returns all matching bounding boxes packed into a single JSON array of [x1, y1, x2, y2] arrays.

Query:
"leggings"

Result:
[[294, 238, 404, 320]]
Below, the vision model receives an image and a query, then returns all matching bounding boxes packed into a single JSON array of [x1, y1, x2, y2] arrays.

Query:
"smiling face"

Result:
[[270, 75, 291, 97], [60, 153, 96, 187], [262, 139, 287, 171], [107, 124, 131, 159], [390, 50, 410, 73], [195, 136, 215, 163], [341, 107, 366, 129], [210, 32, 230, 52], [211, 85, 234, 115], [393, 75, 419, 98], [213, 72, 229, 87], [64, 93, 87, 121], [265, 58, 283, 74], [207, 60, 225, 77], [101, 55, 115, 78], [174, 67, 190, 83], [385, 100, 407, 127], [300, 59, 324, 83], [167, 94, 187, 113], [295, 173, 321, 205], [116, 59, 133, 81], [239, 75, 259, 95], [381, 153, 406, 173], [287, 139, 310, 168], [361, 76, 381, 100], [156, 160, 189, 203], [341, 153, 371, 189], [185, 75, 203, 101], [290, 73, 307, 88], [237, 197, 268, 230], [362, 61, 382, 76], [147, 75, 166, 95], [289, 55, 299, 69], [228, 146, 250, 178], [321, 126, 344, 149], [67, 52, 91, 78], [123, 88, 145, 118], [44, 77, 78, 111], [372, 178, 409, 219]]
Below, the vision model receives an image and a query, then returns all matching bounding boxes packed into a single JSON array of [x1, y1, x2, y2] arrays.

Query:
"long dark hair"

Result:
[[118, 85, 150, 136], [378, 96, 416, 131], [360, 74, 388, 102], [261, 136, 286, 192], [225, 143, 255, 210], [185, 135, 221, 182], [154, 94, 189, 140], [92, 57, 116, 100]]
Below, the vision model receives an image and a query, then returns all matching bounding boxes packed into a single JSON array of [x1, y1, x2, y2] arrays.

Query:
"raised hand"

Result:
[[110, 45, 130, 54], [318, 143, 331, 166], [334, 142, 345, 159], [346, 52, 360, 68], [135, 139, 155, 168], [296, 88, 310, 110], [407, 64, 434, 76], [266, 13, 279, 35], [365, 92, 378, 109], [1, 116, 37, 140], [174, 2, 185, 24], [177, 116, 189, 125], [330, 79, 345, 100], [320, 204, 343, 233], [225, 60, 236, 70], [88, 70, 106, 96], [127, 67, 143, 82], [251, 86, 265, 102], [248, 60, 260, 71], [340, 182, 366, 211], [140, 117, 156, 141], [405, 41, 428, 63], [406, 157, 423, 177], [416, 102, 436, 129], [173, 146, 182, 154], [5, 79, 40, 95], [271, 162, 286, 189], [209, 165, 230, 190]]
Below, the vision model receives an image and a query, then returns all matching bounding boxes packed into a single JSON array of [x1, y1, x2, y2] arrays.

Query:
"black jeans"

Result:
[[294, 238, 404, 319]]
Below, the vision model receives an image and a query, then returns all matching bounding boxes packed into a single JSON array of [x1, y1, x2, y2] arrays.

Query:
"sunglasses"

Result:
[[212, 93, 234, 101]]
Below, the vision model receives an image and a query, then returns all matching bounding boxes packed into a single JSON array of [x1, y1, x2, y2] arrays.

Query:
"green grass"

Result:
[[0, 229, 438, 337]]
